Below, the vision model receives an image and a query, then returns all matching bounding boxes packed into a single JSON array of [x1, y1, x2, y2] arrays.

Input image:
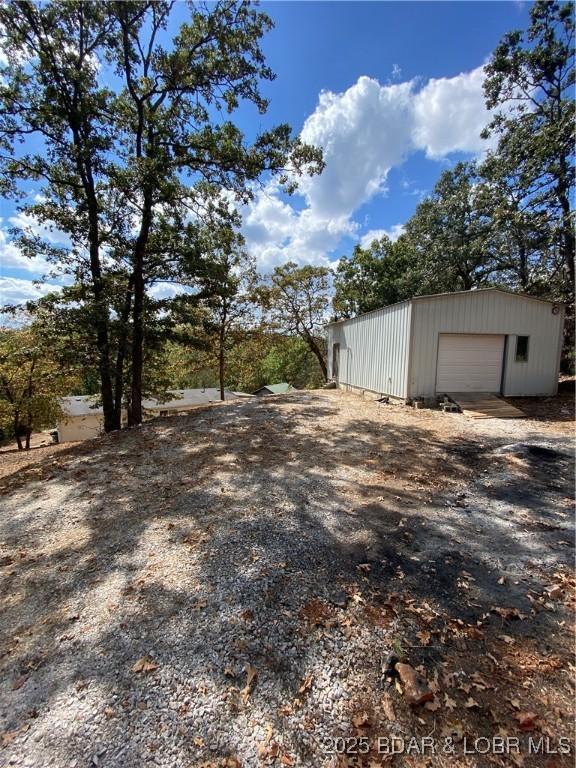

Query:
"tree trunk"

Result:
[[90, 238, 116, 433], [517, 241, 529, 291], [130, 255, 145, 426], [556, 167, 575, 373], [219, 327, 225, 401], [113, 277, 134, 430], [13, 414, 23, 451], [558, 195, 575, 300], [302, 331, 327, 381], [130, 194, 153, 426], [25, 428, 32, 451]]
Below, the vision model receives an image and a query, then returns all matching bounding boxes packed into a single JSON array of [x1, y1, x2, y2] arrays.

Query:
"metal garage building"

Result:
[[326, 288, 564, 400]]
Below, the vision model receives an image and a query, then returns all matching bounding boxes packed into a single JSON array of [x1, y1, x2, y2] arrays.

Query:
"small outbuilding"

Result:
[[58, 396, 104, 442], [326, 289, 564, 401], [252, 382, 294, 396]]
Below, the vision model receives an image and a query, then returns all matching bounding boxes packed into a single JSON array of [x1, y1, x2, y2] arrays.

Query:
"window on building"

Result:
[[515, 335, 529, 362]]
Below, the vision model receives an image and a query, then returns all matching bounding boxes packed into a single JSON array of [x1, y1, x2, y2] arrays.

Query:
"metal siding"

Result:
[[328, 302, 411, 398], [409, 292, 564, 397]]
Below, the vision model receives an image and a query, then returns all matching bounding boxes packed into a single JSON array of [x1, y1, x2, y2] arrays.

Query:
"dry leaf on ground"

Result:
[[132, 657, 159, 674]]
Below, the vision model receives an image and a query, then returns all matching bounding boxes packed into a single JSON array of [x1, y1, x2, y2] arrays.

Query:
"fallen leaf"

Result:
[[514, 712, 538, 731], [357, 563, 371, 573], [424, 697, 441, 711], [352, 711, 371, 728], [131, 657, 159, 674], [471, 672, 493, 690], [465, 697, 480, 709], [257, 741, 280, 760], [382, 695, 395, 720], [240, 664, 257, 704], [492, 606, 522, 620], [444, 694, 457, 711], [12, 676, 27, 691], [221, 759, 242, 768], [416, 631, 432, 646], [298, 674, 313, 694], [245, 664, 257, 687]]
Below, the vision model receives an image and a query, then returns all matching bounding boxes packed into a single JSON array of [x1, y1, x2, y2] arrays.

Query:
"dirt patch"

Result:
[[0, 441, 78, 481]]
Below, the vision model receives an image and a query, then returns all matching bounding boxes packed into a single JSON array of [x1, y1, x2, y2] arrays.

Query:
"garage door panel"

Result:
[[436, 334, 504, 393]]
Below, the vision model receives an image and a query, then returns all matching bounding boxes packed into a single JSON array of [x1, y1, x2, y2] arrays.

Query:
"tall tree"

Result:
[[0, 1, 323, 429], [259, 262, 331, 381], [403, 162, 495, 292], [479, 153, 555, 294], [333, 235, 415, 318], [194, 225, 257, 400], [482, 0, 574, 361], [0, 1, 119, 430]]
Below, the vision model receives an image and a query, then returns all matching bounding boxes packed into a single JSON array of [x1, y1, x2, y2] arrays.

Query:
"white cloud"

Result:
[[241, 185, 356, 270], [0, 276, 61, 306], [9, 210, 70, 246], [360, 224, 405, 248], [241, 65, 492, 272], [148, 282, 190, 300], [0, 209, 72, 278], [299, 78, 414, 219], [413, 66, 493, 158], [0, 221, 52, 274]]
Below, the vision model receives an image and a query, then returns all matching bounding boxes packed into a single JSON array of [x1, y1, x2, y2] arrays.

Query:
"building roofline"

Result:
[[325, 288, 563, 327], [411, 287, 564, 306], [325, 297, 412, 326]]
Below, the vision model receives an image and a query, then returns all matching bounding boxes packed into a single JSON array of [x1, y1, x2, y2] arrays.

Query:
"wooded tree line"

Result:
[[334, 2, 574, 370], [0, 0, 324, 436], [0, 1, 573, 447]]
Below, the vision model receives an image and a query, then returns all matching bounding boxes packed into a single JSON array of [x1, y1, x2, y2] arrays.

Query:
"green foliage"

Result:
[[333, 235, 416, 317], [0, 1, 323, 429], [158, 331, 324, 394], [403, 161, 496, 292], [259, 337, 325, 390], [0, 325, 78, 449], [259, 262, 331, 380], [483, 0, 575, 366]]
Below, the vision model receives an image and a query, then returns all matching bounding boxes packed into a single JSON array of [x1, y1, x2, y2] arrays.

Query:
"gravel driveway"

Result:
[[0, 391, 574, 767]]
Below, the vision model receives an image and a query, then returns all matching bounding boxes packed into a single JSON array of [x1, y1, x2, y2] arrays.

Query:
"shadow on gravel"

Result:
[[0, 392, 573, 766]]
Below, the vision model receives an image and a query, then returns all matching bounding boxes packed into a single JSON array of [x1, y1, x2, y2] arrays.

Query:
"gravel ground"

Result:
[[0, 442, 71, 481], [0, 390, 574, 768]]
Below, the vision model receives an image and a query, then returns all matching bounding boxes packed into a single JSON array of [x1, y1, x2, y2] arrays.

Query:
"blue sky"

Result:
[[0, 1, 533, 305]]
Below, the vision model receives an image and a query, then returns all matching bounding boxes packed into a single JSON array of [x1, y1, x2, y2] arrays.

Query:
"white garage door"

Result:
[[436, 334, 505, 393]]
